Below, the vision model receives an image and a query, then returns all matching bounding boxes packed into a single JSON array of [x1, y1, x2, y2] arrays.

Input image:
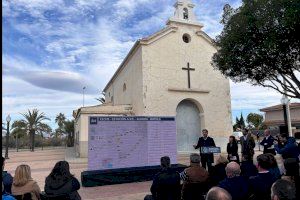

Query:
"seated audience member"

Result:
[[265, 153, 282, 180], [2, 182, 16, 200], [227, 136, 240, 163], [2, 156, 13, 194], [218, 162, 249, 200], [205, 187, 232, 200], [11, 164, 41, 200], [44, 161, 81, 200], [240, 155, 258, 178], [209, 155, 228, 186], [275, 155, 286, 175], [281, 158, 300, 199], [144, 156, 181, 200], [180, 153, 209, 200], [248, 154, 278, 200], [275, 133, 299, 160], [271, 179, 296, 200]]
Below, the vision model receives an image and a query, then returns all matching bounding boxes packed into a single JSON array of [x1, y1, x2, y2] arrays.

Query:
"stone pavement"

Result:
[[2, 148, 191, 200], [3, 147, 276, 200]]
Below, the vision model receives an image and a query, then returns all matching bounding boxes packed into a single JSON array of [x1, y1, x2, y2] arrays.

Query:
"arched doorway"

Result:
[[176, 99, 202, 152]]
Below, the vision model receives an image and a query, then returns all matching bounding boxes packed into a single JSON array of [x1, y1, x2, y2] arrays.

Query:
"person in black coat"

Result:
[[193, 129, 216, 170], [260, 129, 276, 155], [145, 156, 181, 200], [44, 161, 81, 200], [209, 155, 228, 186], [227, 136, 239, 163], [240, 155, 258, 179], [248, 154, 278, 200]]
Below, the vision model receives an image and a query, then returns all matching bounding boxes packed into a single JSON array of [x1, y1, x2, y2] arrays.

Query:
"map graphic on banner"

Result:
[[88, 116, 177, 171]]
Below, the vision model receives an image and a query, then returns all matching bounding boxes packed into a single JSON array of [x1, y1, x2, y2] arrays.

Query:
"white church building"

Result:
[[73, 0, 233, 158]]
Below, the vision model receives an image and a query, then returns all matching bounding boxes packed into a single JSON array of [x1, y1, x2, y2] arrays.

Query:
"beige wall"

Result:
[[265, 107, 300, 122], [142, 23, 232, 140], [105, 47, 144, 115]]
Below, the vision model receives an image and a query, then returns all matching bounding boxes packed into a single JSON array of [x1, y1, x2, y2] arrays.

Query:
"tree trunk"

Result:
[[42, 135, 44, 150], [32, 131, 35, 152], [16, 135, 19, 152]]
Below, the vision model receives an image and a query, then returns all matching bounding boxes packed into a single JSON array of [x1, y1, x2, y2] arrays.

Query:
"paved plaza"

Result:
[[3, 147, 276, 200], [3, 148, 191, 200]]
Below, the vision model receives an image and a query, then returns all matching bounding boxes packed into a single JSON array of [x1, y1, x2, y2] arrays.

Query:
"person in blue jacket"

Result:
[[1, 157, 13, 195], [2, 182, 15, 200], [219, 162, 249, 200], [275, 133, 299, 161]]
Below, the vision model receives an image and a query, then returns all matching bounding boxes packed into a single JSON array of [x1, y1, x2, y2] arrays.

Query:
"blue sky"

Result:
[[2, 0, 298, 129]]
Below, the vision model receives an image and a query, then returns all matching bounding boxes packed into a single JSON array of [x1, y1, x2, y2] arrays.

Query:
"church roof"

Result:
[[103, 26, 177, 92], [260, 103, 300, 112], [73, 104, 133, 119]]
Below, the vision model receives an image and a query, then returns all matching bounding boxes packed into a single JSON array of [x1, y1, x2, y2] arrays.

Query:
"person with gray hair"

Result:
[[180, 153, 209, 200], [206, 187, 232, 200], [271, 179, 296, 200], [218, 162, 249, 200]]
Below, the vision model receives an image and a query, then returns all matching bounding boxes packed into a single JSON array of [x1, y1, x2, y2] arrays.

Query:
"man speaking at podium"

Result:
[[193, 129, 216, 170]]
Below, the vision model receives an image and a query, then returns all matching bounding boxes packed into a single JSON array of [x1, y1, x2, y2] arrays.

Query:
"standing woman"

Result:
[[227, 136, 240, 163], [44, 161, 81, 200], [11, 164, 41, 200]]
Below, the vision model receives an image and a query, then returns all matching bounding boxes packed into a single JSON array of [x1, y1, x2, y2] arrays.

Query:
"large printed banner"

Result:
[[88, 116, 177, 171]]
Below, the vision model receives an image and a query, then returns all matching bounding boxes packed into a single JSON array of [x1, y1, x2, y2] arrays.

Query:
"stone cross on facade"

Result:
[[182, 62, 195, 89]]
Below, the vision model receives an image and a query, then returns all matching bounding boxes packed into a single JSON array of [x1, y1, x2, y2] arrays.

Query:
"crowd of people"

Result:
[[1, 157, 81, 200], [144, 129, 300, 200]]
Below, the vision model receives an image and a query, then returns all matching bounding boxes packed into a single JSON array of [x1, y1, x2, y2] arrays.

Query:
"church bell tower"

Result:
[[167, 0, 203, 28]]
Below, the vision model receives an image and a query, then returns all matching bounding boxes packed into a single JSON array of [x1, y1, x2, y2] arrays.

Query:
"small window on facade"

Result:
[[183, 8, 189, 20], [183, 34, 191, 43], [123, 83, 127, 92]]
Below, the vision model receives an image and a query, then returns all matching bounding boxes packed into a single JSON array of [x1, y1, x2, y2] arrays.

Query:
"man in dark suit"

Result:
[[249, 154, 279, 200], [240, 129, 255, 160], [144, 156, 181, 200], [260, 129, 276, 155], [193, 129, 216, 170]]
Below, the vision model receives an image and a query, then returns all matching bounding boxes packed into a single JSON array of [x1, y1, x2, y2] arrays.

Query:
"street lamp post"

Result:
[[83, 86, 86, 107], [31, 124, 36, 152], [5, 115, 11, 159], [281, 95, 292, 137]]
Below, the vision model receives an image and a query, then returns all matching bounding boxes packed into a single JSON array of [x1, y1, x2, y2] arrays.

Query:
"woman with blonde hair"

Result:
[[209, 155, 229, 186], [11, 164, 41, 200]]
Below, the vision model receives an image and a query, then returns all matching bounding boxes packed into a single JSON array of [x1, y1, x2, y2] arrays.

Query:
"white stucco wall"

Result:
[[142, 23, 232, 151], [105, 47, 144, 115]]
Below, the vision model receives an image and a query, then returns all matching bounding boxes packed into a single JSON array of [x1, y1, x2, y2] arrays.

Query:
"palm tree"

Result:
[[20, 109, 50, 151], [64, 120, 74, 147], [55, 113, 66, 138], [11, 120, 27, 152], [36, 123, 52, 150], [55, 113, 66, 128], [95, 91, 105, 104]]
